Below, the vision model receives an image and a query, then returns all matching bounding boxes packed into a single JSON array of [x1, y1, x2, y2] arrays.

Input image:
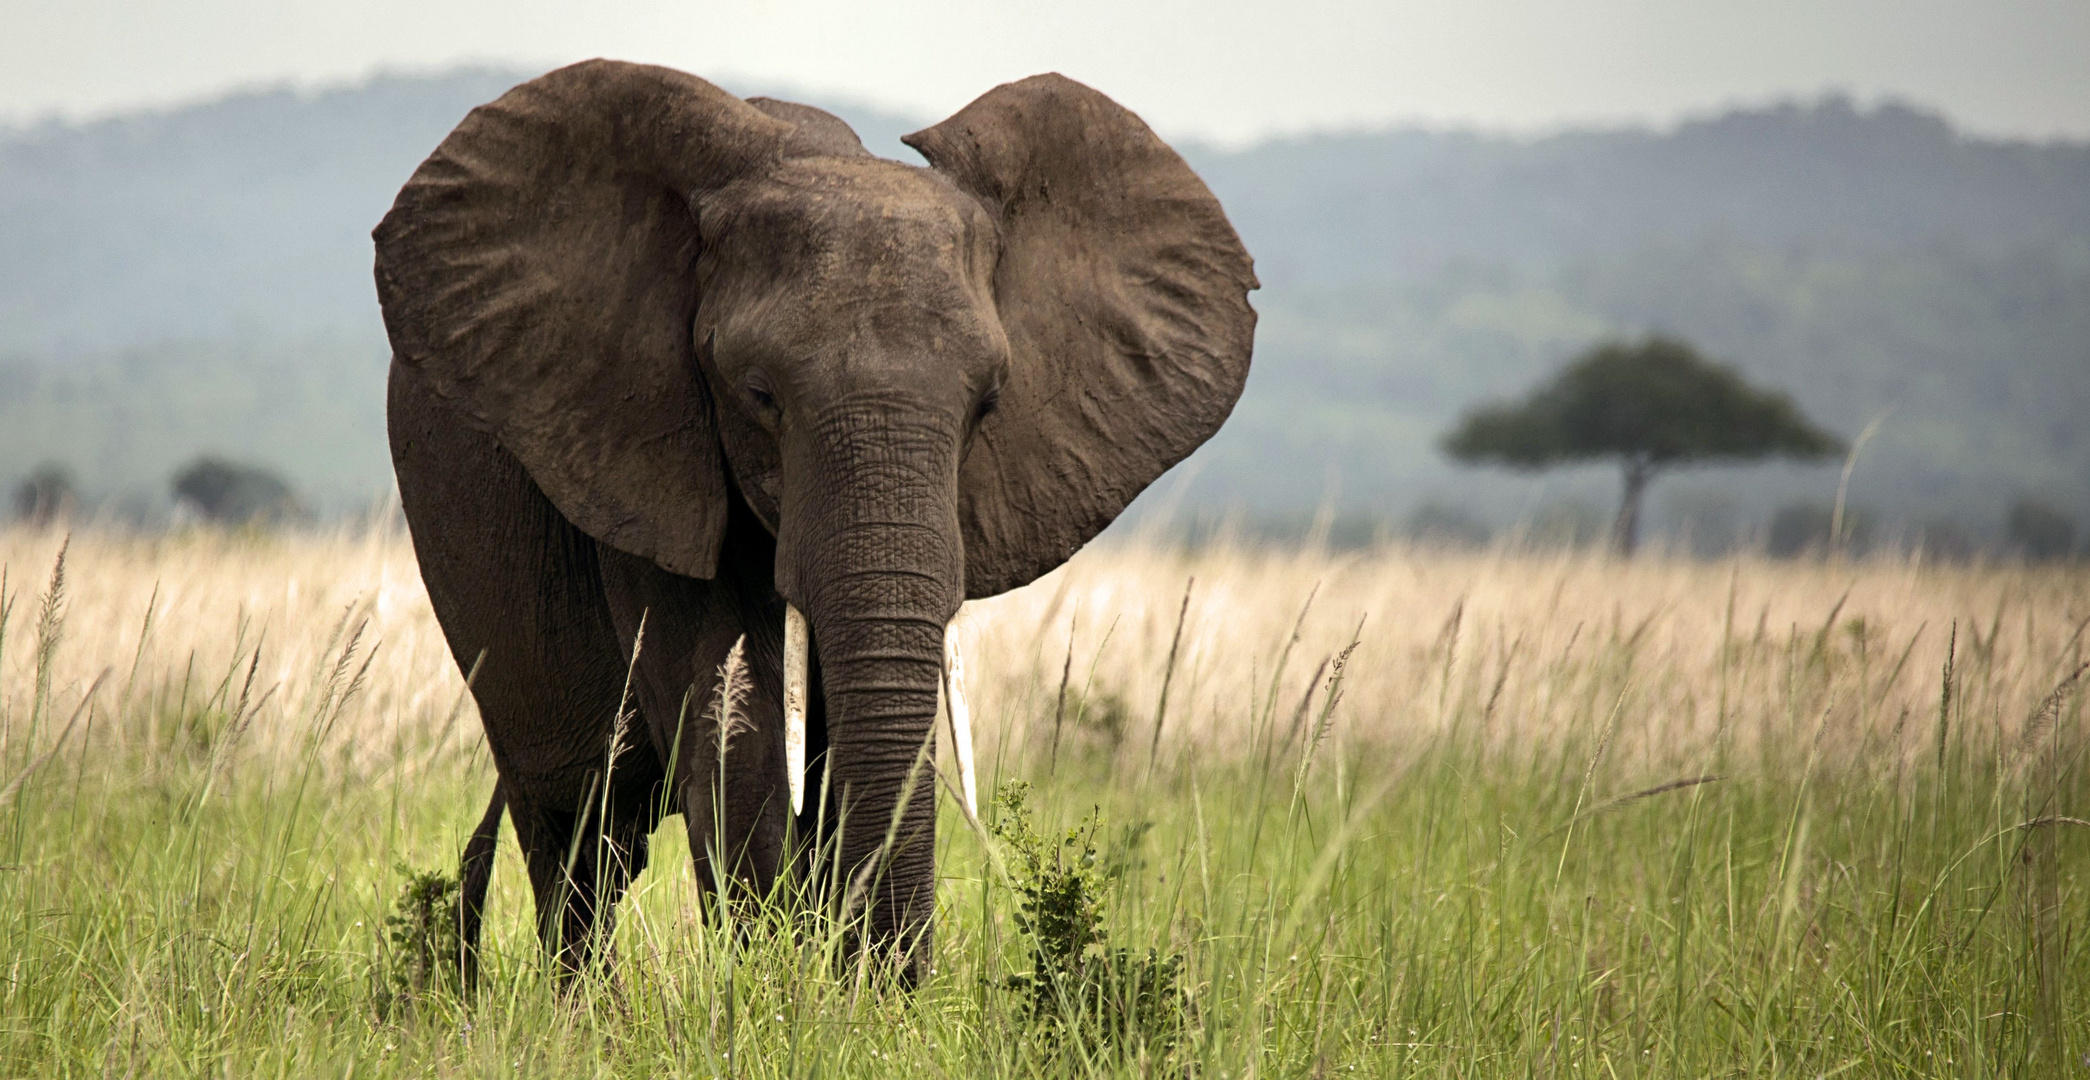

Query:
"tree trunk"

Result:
[[1613, 459, 1654, 556]]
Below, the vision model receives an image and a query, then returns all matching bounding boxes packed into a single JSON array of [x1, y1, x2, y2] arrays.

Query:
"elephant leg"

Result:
[[508, 792, 655, 976], [389, 358, 668, 980], [457, 782, 506, 992], [595, 490, 815, 911]]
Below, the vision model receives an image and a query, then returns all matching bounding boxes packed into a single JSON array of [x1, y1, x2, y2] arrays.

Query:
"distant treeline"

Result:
[[1137, 495, 2082, 562], [0, 334, 386, 516]]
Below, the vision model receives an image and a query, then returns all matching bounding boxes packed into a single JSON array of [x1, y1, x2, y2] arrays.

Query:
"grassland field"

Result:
[[0, 525, 2085, 1077]]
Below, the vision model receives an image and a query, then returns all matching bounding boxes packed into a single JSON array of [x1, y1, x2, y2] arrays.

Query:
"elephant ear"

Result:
[[374, 60, 792, 578], [903, 75, 1258, 598]]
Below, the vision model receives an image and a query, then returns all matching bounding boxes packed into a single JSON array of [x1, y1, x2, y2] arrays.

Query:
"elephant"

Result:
[[374, 59, 1256, 985]]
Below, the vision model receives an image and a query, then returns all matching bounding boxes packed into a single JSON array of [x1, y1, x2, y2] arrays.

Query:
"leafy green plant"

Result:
[[375, 865, 463, 1017], [990, 781, 1185, 1054]]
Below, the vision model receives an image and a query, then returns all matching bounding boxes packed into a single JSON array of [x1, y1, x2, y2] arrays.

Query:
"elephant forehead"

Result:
[[700, 160, 1007, 364], [709, 159, 997, 273]]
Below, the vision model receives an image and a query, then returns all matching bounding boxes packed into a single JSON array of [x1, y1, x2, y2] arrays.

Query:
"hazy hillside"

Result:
[[2, 69, 2085, 539], [1206, 241, 2090, 537], [1188, 100, 2090, 290], [0, 69, 923, 356]]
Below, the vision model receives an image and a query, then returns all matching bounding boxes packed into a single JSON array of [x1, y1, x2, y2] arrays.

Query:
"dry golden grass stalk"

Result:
[[0, 526, 2083, 781]]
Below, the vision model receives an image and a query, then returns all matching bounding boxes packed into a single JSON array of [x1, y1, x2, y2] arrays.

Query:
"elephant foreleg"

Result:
[[457, 782, 506, 993], [511, 786, 656, 981]]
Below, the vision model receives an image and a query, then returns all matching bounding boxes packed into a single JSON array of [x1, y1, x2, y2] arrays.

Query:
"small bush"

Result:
[[1062, 688, 1138, 750], [375, 865, 463, 1018], [11, 463, 77, 525], [991, 782, 1185, 1055], [172, 456, 301, 525], [2006, 498, 2077, 561]]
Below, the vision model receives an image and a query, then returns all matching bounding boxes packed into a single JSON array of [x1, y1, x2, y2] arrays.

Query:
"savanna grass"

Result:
[[0, 525, 2084, 1076]]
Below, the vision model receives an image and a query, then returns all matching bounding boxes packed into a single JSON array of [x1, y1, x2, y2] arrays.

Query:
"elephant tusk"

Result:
[[783, 604, 809, 816], [941, 622, 979, 818]]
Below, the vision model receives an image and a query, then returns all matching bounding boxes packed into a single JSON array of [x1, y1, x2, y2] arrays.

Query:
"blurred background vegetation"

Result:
[[1, 70, 2084, 554]]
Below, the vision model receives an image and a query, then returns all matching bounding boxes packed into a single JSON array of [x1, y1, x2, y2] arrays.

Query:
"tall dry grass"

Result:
[[4, 525, 2084, 781], [964, 541, 2089, 774], [0, 526, 459, 777]]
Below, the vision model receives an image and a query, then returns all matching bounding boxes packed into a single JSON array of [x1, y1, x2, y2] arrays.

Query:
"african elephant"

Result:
[[374, 59, 1255, 984]]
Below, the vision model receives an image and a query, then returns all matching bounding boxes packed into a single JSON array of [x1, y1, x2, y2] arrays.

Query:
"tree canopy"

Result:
[[172, 456, 301, 525], [1443, 336, 1843, 553], [1444, 336, 1842, 470]]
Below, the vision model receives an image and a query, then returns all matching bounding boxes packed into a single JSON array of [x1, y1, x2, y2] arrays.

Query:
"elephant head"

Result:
[[373, 60, 1255, 967]]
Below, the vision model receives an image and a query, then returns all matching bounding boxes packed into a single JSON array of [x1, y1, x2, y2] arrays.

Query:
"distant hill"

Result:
[[1191, 100, 2090, 539], [2, 69, 2085, 540], [1189, 99, 2090, 291], [0, 68, 924, 355]]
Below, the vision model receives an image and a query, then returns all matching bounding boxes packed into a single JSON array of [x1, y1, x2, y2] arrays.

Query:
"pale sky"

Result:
[[3, 0, 2087, 143]]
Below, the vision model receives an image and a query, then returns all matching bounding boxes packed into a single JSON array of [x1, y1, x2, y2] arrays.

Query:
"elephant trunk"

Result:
[[775, 401, 964, 976], [813, 597, 945, 968]]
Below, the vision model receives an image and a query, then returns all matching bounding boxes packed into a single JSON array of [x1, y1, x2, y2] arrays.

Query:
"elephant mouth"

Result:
[[781, 602, 978, 820]]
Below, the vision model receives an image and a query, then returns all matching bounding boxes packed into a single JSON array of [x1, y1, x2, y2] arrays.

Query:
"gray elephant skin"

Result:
[[375, 59, 1256, 985]]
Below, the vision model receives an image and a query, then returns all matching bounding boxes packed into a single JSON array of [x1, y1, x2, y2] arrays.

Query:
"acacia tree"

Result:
[[1443, 336, 1842, 555]]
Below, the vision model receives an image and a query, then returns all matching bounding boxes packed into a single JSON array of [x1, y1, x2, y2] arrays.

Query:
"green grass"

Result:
[[0, 573, 2085, 1077]]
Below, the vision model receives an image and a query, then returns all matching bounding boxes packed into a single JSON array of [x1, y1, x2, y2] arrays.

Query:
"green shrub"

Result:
[[990, 781, 1185, 1056], [375, 865, 463, 1017]]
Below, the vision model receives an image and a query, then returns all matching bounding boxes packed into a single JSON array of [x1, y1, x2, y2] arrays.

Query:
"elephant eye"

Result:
[[975, 383, 1002, 422], [744, 370, 780, 417]]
